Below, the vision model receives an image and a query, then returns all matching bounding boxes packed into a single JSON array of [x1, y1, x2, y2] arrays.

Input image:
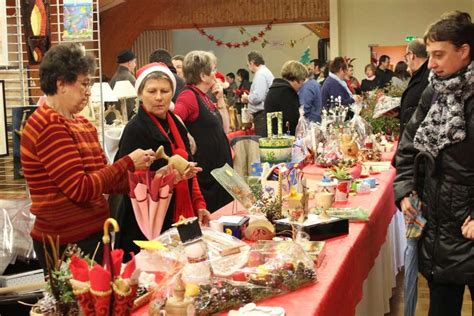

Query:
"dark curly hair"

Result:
[[39, 43, 96, 95]]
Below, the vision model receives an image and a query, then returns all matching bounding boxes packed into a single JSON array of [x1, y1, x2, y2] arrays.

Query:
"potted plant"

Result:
[[31, 239, 83, 316], [330, 165, 352, 202]]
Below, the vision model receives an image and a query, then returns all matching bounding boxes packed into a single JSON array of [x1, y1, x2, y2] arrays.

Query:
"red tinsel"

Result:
[[194, 20, 274, 49]]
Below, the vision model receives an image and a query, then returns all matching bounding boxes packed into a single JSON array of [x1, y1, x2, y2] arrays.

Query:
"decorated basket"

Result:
[[259, 112, 295, 163]]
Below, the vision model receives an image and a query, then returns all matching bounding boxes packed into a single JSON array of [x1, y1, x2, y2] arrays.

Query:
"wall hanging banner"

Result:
[[62, 0, 93, 41], [21, 0, 51, 65]]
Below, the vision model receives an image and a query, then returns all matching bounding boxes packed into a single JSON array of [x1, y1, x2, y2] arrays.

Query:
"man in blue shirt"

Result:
[[241, 51, 274, 137], [299, 75, 322, 123]]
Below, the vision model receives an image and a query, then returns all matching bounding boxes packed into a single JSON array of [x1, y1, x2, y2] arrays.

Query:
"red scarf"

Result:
[[144, 106, 195, 222]]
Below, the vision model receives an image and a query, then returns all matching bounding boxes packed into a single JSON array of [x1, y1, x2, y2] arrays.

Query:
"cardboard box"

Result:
[[219, 216, 250, 239]]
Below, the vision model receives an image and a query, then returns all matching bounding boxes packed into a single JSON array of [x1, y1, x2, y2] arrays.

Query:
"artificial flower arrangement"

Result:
[[31, 219, 141, 316]]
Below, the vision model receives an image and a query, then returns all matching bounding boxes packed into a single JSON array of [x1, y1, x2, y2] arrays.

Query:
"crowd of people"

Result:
[[19, 9, 473, 316]]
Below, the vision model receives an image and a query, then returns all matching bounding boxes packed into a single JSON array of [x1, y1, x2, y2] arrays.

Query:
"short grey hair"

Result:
[[408, 38, 428, 59], [183, 50, 216, 85], [247, 51, 265, 66]]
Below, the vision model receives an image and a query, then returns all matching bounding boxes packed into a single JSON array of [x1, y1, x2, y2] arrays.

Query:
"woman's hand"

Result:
[[128, 149, 156, 169], [461, 216, 474, 240], [211, 82, 224, 100], [172, 162, 203, 184], [400, 196, 418, 221], [197, 208, 211, 226]]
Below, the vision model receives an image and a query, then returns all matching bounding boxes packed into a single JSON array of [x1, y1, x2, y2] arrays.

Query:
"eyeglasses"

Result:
[[78, 79, 93, 90], [404, 51, 413, 61]]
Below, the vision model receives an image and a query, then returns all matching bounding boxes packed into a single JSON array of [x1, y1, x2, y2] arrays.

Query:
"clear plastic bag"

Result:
[[193, 240, 316, 315], [0, 199, 35, 274], [211, 164, 256, 209], [350, 103, 372, 147], [294, 108, 309, 140]]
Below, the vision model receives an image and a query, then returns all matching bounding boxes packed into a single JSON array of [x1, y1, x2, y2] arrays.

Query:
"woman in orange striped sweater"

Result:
[[20, 43, 155, 270]]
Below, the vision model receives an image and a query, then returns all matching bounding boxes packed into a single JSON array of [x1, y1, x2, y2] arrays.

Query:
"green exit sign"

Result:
[[405, 36, 416, 42]]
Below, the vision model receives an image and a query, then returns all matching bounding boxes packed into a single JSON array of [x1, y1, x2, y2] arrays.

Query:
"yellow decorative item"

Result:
[[133, 240, 168, 251], [30, 4, 42, 36], [340, 133, 359, 158], [184, 283, 200, 297]]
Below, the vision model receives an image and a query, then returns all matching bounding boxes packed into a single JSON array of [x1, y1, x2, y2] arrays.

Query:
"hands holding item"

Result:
[[197, 208, 211, 226], [172, 162, 203, 184], [400, 196, 419, 221], [461, 216, 474, 240], [128, 149, 156, 169]]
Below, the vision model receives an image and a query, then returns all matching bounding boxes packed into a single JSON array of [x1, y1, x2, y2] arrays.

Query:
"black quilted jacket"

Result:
[[394, 85, 474, 286]]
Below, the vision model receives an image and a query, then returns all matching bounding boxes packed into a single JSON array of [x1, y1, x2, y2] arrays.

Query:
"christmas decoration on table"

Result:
[[373, 95, 401, 119], [339, 133, 359, 158], [127, 166, 176, 240], [249, 180, 285, 224], [329, 165, 352, 203], [244, 216, 276, 241], [192, 240, 316, 315], [361, 91, 399, 137], [359, 147, 382, 162], [313, 186, 335, 220], [30, 239, 84, 316], [67, 219, 140, 316], [154, 226, 250, 279], [31, 219, 140, 316], [349, 102, 372, 148], [211, 164, 256, 209], [312, 207, 369, 222], [299, 47, 311, 65], [282, 180, 309, 224], [259, 112, 295, 163]]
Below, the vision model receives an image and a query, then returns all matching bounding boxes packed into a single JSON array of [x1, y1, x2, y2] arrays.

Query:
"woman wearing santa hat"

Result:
[[115, 62, 210, 259]]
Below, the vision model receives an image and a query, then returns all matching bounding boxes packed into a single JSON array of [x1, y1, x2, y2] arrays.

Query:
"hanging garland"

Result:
[[238, 26, 313, 48], [195, 20, 315, 49], [194, 21, 274, 49]]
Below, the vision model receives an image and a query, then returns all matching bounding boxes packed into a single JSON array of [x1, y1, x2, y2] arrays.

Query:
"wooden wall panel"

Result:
[[100, 0, 329, 76]]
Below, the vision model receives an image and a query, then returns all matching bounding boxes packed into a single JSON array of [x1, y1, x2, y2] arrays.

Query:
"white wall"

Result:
[[172, 24, 321, 78], [334, 0, 474, 79]]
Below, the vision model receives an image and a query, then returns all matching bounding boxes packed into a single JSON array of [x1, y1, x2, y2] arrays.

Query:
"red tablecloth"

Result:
[[133, 150, 398, 315], [210, 169, 396, 316]]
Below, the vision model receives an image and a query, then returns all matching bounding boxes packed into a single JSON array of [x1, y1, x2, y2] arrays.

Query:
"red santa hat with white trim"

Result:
[[135, 62, 177, 96]]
